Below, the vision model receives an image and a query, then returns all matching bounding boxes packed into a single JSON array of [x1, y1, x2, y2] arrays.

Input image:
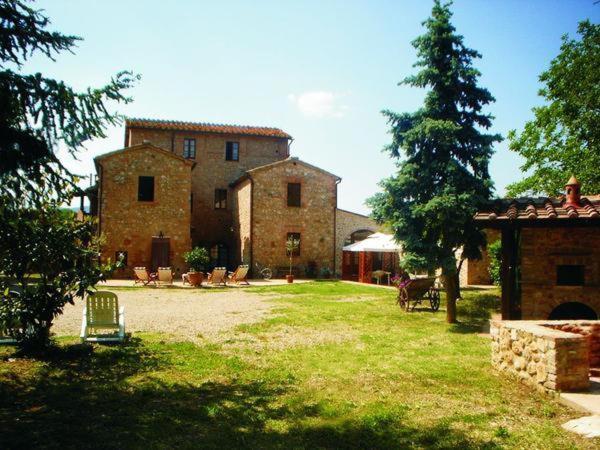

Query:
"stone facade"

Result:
[[127, 127, 289, 260], [335, 209, 379, 276], [96, 144, 193, 277], [232, 158, 339, 277], [491, 320, 600, 393], [519, 227, 600, 320], [458, 229, 500, 286]]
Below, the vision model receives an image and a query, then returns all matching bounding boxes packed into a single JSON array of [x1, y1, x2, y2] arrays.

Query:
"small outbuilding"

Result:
[[475, 177, 600, 320], [341, 232, 401, 284]]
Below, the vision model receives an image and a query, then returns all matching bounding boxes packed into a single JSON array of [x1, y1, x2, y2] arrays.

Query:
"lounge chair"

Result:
[[133, 267, 157, 286], [81, 291, 126, 343], [207, 267, 227, 286], [228, 264, 250, 285], [157, 267, 173, 285]]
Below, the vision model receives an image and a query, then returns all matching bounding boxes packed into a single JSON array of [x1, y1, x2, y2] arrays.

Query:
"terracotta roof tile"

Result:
[[475, 195, 600, 223], [126, 118, 292, 139]]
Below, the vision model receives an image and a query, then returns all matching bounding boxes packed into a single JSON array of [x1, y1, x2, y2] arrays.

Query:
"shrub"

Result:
[[488, 239, 502, 286], [0, 204, 116, 351], [183, 247, 209, 272]]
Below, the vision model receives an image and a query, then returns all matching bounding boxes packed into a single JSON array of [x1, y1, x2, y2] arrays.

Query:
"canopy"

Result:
[[342, 232, 401, 253]]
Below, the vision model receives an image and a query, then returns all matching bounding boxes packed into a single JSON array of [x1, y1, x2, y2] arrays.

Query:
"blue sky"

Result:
[[30, 0, 599, 214]]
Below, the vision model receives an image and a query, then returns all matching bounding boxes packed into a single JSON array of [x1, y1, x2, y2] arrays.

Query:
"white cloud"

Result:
[[287, 91, 348, 118]]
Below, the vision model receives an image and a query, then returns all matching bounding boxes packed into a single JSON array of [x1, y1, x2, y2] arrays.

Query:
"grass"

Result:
[[0, 281, 596, 449]]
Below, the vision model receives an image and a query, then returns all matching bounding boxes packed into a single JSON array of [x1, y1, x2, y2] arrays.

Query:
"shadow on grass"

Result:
[[1, 340, 501, 449], [450, 293, 501, 334]]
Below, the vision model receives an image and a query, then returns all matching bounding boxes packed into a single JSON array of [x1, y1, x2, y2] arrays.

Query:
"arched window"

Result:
[[210, 244, 228, 268], [344, 229, 373, 246]]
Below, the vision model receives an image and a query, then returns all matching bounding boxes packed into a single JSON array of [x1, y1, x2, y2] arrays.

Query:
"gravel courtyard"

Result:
[[53, 286, 279, 343]]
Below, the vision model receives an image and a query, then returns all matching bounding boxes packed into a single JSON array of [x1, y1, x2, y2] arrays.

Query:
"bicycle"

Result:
[[254, 262, 272, 280]]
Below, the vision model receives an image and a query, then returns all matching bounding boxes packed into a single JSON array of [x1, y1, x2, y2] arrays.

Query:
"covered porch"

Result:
[[341, 232, 401, 284]]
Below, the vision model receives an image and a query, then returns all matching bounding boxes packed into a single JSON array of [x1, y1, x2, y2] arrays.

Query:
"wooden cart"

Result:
[[396, 277, 441, 312]]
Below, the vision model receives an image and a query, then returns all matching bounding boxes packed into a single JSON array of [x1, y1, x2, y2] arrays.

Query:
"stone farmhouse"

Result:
[[87, 118, 377, 278]]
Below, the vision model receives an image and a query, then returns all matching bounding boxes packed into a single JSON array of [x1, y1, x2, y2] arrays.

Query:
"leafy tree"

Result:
[[507, 21, 600, 197], [0, 0, 137, 350], [368, 0, 501, 323], [487, 239, 502, 286]]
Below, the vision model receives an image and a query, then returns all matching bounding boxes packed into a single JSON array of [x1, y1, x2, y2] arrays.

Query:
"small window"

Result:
[[190, 193, 194, 213], [214, 189, 227, 209], [557, 265, 585, 286], [286, 232, 301, 256], [225, 142, 239, 161], [287, 183, 301, 207], [138, 176, 154, 202], [183, 138, 196, 159]]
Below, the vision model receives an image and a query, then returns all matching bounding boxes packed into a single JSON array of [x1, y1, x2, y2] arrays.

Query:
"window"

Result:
[[286, 232, 301, 256], [210, 244, 228, 267], [190, 193, 194, 213], [214, 189, 227, 209], [557, 265, 585, 286], [225, 141, 239, 161], [183, 138, 196, 159], [287, 183, 301, 207], [138, 176, 154, 202]]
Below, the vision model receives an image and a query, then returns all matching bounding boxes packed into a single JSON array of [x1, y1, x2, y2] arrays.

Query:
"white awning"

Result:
[[342, 232, 401, 253]]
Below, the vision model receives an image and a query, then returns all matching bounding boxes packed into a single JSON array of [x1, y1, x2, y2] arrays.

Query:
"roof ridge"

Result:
[[126, 117, 290, 136]]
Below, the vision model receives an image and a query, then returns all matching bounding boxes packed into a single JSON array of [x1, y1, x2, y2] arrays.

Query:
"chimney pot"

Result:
[[565, 175, 581, 207]]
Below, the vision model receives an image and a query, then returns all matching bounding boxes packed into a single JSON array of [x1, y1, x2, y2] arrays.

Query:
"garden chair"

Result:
[[133, 267, 157, 286], [228, 264, 250, 285], [0, 289, 22, 344], [157, 267, 174, 285], [207, 267, 227, 286], [80, 291, 126, 343]]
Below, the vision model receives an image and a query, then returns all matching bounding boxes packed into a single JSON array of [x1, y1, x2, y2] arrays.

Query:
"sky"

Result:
[[28, 0, 600, 214]]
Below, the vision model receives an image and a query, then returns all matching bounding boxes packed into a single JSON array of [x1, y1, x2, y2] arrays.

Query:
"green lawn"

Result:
[[0, 282, 595, 449]]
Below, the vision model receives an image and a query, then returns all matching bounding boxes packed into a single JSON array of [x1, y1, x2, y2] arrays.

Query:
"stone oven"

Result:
[[475, 177, 600, 320]]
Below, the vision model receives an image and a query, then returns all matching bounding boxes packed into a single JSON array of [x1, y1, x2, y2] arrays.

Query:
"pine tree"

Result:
[[368, 0, 501, 323], [0, 0, 138, 350]]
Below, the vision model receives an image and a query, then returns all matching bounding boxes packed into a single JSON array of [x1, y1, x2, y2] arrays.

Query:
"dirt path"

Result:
[[53, 288, 277, 343]]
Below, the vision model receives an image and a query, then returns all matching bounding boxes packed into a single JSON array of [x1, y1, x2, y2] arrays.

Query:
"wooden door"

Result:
[[151, 237, 170, 271]]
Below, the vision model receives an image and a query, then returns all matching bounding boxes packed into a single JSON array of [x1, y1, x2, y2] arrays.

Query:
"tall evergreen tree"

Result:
[[368, 0, 501, 323]]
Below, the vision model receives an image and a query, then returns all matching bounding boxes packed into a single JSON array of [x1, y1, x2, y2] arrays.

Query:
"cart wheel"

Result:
[[429, 289, 441, 312], [398, 288, 409, 311]]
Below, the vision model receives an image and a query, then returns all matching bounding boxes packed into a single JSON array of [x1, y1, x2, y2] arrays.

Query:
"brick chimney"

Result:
[[565, 175, 581, 207]]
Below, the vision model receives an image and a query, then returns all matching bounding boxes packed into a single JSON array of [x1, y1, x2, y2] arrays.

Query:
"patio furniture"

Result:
[[207, 267, 227, 286], [228, 264, 250, 285], [157, 267, 173, 285], [396, 277, 440, 312], [81, 291, 126, 343], [371, 270, 391, 285], [0, 289, 22, 344], [133, 267, 157, 286]]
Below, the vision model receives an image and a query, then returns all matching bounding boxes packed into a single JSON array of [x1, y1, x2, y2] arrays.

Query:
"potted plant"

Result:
[[183, 247, 209, 287], [285, 236, 300, 283]]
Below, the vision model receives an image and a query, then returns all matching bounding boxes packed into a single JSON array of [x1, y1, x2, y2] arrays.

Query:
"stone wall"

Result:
[[334, 209, 379, 277], [97, 144, 193, 277], [231, 178, 252, 266], [458, 229, 500, 286], [520, 227, 600, 319], [244, 159, 337, 277], [490, 320, 597, 393], [128, 127, 289, 264]]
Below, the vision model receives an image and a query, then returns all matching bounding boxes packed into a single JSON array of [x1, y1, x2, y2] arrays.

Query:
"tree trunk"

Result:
[[442, 266, 459, 323]]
